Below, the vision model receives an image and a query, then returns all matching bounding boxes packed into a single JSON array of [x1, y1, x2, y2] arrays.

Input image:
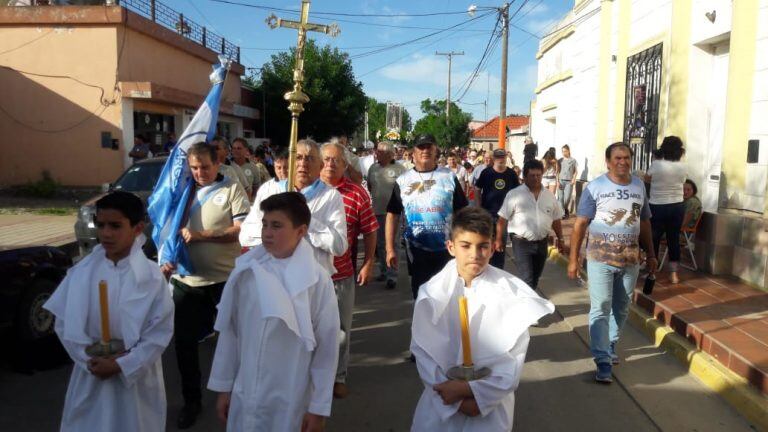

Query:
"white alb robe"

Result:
[[411, 260, 554, 431], [43, 236, 174, 432], [238, 179, 348, 276], [207, 239, 340, 431]]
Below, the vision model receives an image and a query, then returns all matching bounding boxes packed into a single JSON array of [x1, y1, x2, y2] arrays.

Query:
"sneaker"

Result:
[[385, 279, 396, 290], [595, 362, 613, 384]]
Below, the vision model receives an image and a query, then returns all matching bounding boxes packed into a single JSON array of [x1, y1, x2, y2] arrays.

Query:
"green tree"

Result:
[[257, 40, 367, 146], [364, 97, 412, 142], [412, 99, 472, 148]]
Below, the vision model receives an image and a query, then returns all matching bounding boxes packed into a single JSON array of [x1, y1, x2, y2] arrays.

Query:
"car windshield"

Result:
[[113, 161, 164, 192]]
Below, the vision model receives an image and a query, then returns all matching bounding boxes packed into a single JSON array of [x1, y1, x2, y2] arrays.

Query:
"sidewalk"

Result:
[[557, 217, 768, 427], [0, 214, 76, 250]]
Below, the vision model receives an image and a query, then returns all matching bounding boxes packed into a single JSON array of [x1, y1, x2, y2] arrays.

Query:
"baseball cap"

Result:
[[492, 149, 507, 159], [412, 134, 437, 148]]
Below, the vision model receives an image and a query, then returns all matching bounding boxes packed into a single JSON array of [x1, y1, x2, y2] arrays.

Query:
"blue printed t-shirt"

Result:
[[387, 167, 468, 252], [576, 174, 651, 267]]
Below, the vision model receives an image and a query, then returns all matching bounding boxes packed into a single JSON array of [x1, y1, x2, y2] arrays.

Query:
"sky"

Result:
[[161, 0, 572, 123]]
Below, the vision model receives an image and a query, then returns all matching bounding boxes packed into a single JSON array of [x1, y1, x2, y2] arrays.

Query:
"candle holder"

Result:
[[85, 339, 125, 357], [447, 364, 491, 381]]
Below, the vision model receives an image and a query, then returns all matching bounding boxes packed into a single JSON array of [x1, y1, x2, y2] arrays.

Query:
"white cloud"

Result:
[[525, 17, 561, 36], [378, 54, 503, 96]]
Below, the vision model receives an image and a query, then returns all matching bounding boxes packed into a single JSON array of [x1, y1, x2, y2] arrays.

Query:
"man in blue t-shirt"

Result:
[[568, 142, 657, 384], [475, 148, 520, 268]]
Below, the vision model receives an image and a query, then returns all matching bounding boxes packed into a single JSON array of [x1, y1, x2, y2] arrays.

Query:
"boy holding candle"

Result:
[[44, 191, 174, 432], [208, 192, 340, 432], [411, 206, 554, 431]]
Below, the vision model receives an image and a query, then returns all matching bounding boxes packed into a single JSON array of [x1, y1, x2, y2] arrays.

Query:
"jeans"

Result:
[[375, 214, 398, 282], [407, 244, 452, 299], [511, 236, 548, 289], [334, 277, 355, 383], [586, 261, 640, 365], [557, 180, 574, 215], [171, 279, 225, 404], [650, 202, 686, 272]]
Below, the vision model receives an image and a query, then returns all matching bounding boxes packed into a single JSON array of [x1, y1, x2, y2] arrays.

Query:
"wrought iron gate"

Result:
[[623, 43, 663, 171]]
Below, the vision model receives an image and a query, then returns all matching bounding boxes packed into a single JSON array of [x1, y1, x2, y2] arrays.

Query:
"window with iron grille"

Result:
[[622, 43, 662, 172]]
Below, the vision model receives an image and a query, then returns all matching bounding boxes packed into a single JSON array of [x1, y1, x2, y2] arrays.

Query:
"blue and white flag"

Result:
[[147, 56, 232, 275]]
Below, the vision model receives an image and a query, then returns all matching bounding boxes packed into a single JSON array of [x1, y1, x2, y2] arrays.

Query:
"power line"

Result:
[[209, 0, 492, 32], [349, 11, 494, 60], [356, 15, 493, 78], [453, 15, 502, 103], [0, 29, 54, 56], [208, 0, 490, 18]]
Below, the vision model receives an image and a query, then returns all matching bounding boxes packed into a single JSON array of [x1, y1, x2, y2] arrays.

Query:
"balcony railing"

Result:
[[117, 0, 240, 63]]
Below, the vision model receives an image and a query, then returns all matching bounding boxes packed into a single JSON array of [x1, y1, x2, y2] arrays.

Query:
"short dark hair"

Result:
[[260, 192, 311, 227], [685, 179, 698, 195], [95, 191, 144, 226], [562, 144, 570, 150], [451, 207, 494, 240], [605, 142, 634, 159], [523, 159, 544, 177], [232, 137, 250, 149], [274, 148, 289, 161], [660, 136, 685, 161], [253, 147, 267, 159], [187, 142, 217, 162]]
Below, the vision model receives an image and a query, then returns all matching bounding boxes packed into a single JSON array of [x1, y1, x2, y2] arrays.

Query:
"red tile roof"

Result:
[[471, 115, 529, 139]]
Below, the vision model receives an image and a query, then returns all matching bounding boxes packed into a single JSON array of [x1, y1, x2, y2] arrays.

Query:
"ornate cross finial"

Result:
[[266, 0, 340, 192]]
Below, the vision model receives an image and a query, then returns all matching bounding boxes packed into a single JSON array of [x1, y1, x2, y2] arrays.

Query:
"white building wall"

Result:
[[744, 0, 768, 212]]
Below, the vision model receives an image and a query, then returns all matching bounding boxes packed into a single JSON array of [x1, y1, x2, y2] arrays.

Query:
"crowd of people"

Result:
[[43, 131, 703, 431]]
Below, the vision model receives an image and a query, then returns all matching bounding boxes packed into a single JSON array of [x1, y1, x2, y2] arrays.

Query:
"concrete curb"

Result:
[[547, 248, 768, 432]]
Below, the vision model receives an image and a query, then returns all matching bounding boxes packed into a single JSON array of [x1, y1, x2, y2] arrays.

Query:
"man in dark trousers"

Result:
[[475, 148, 520, 269]]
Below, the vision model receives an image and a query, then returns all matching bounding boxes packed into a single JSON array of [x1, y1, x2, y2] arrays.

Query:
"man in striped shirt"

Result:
[[320, 141, 378, 400]]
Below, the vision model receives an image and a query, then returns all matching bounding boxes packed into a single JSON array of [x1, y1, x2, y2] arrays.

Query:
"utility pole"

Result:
[[435, 51, 464, 126], [498, 3, 509, 150], [364, 111, 369, 144]]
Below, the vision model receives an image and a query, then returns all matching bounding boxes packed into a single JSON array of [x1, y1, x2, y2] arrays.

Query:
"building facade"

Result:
[[469, 115, 530, 161], [531, 0, 768, 287], [0, 3, 258, 187]]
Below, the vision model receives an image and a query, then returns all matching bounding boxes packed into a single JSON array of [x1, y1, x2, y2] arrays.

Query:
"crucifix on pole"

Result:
[[266, 0, 340, 192]]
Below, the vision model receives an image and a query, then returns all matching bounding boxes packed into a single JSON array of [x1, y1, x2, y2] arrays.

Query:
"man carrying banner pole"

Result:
[[147, 57, 253, 430]]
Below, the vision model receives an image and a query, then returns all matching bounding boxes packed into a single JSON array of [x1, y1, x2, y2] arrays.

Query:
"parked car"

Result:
[[0, 245, 72, 370], [75, 157, 167, 259]]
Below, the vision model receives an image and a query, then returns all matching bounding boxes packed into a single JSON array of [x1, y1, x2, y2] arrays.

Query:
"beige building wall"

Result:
[[0, 6, 246, 187], [0, 25, 123, 186]]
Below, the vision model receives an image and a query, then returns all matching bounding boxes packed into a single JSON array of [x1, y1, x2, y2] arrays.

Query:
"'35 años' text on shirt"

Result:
[[576, 174, 651, 267]]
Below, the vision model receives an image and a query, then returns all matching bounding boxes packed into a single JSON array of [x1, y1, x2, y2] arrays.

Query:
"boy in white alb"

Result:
[[208, 192, 340, 432], [411, 207, 554, 431], [44, 191, 174, 432]]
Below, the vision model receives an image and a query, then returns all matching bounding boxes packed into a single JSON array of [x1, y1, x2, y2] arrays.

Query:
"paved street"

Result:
[[0, 250, 757, 431]]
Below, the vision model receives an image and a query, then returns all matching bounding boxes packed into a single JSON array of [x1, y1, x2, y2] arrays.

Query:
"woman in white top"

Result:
[[645, 136, 687, 284], [541, 149, 559, 195]]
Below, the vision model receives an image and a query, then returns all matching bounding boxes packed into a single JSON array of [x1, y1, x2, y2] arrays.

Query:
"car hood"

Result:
[[81, 190, 152, 208]]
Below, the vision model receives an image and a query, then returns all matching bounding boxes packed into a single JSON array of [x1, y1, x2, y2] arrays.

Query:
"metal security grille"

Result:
[[623, 43, 662, 171], [119, 0, 240, 63]]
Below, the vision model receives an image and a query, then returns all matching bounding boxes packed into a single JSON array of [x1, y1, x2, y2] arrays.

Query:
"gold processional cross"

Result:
[[266, 0, 340, 192]]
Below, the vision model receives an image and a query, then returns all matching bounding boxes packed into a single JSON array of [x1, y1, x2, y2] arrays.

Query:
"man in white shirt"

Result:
[[239, 139, 348, 276], [495, 159, 565, 290]]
